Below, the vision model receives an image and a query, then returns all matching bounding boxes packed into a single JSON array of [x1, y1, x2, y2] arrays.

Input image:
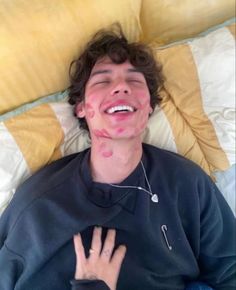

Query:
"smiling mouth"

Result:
[[105, 105, 137, 114]]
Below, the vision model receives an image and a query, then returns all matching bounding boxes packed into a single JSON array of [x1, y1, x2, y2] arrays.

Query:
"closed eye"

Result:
[[94, 80, 110, 85]]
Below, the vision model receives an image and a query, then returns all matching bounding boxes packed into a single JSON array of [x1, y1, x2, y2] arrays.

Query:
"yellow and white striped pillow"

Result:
[[0, 23, 235, 215], [146, 22, 235, 176], [0, 102, 90, 214]]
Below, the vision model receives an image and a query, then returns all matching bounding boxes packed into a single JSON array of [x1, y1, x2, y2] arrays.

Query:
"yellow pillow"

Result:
[[145, 23, 235, 175], [0, 0, 142, 115], [140, 0, 235, 44]]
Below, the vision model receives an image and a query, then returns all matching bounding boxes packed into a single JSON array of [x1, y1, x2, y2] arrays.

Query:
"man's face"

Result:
[[76, 57, 152, 140]]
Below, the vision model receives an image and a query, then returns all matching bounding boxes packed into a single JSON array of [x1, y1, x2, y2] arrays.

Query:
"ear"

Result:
[[75, 102, 85, 118]]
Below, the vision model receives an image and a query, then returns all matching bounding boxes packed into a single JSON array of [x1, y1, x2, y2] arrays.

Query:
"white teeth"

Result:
[[106, 105, 135, 114]]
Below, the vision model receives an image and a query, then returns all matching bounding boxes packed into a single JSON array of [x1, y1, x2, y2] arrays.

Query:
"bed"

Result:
[[0, 0, 235, 216]]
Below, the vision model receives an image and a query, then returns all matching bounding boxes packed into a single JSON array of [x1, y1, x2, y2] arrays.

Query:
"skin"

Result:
[[73, 227, 126, 290], [76, 56, 152, 183]]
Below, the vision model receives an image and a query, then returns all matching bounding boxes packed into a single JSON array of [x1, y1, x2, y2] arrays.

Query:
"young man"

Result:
[[0, 26, 235, 290]]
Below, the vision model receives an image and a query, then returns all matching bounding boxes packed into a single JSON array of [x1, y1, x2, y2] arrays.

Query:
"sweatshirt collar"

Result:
[[79, 148, 147, 210]]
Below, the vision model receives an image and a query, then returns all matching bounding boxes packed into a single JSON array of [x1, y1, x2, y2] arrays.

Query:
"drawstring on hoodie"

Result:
[[161, 225, 172, 250]]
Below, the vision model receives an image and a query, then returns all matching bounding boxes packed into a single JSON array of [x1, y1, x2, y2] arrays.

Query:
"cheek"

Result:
[[139, 99, 151, 110], [85, 103, 95, 119], [102, 150, 113, 158], [87, 111, 95, 119], [135, 90, 151, 109], [139, 118, 148, 130], [138, 101, 152, 117], [133, 120, 147, 136], [136, 88, 150, 100]]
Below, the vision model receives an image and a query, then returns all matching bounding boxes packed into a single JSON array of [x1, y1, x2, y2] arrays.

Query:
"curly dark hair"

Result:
[[68, 24, 163, 131]]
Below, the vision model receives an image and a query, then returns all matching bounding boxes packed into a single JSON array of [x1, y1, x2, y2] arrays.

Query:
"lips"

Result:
[[103, 100, 137, 115], [106, 105, 136, 114]]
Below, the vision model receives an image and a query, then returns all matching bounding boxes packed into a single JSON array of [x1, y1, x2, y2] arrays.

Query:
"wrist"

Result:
[[70, 279, 110, 290]]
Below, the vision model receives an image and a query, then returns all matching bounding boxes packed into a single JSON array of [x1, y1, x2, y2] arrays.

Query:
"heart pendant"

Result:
[[151, 194, 158, 203]]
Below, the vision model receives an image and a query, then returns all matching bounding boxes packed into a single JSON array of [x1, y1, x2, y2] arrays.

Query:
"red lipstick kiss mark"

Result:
[[102, 150, 113, 158], [94, 129, 111, 139], [85, 103, 93, 110], [87, 110, 95, 119], [99, 142, 113, 158], [116, 128, 125, 134], [85, 103, 95, 119]]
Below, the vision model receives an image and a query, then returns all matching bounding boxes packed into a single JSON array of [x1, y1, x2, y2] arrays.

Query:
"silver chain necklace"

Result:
[[108, 160, 159, 203]]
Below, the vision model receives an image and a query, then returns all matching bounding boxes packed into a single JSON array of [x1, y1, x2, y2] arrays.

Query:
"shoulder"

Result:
[[143, 143, 205, 177], [18, 149, 88, 195], [142, 143, 215, 203], [0, 149, 90, 239]]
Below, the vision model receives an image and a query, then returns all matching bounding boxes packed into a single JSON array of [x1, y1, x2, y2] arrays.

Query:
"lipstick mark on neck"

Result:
[[93, 129, 111, 139], [98, 142, 113, 158]]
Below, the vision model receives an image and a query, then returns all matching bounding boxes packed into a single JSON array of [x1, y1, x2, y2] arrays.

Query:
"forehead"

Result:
[[90, 56, 137, 74]]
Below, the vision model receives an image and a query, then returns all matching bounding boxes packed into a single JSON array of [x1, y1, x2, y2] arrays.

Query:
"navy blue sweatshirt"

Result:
[[0, 144, 235, 290]]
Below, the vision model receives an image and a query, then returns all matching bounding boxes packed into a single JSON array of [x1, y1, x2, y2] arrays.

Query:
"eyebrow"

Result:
[[90, 69, 111, 77], [127, 68, 142, 73], [90, 68, 142, 78]]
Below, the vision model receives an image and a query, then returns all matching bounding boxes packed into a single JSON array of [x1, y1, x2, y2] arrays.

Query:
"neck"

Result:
[[90, 137, 143, 184]]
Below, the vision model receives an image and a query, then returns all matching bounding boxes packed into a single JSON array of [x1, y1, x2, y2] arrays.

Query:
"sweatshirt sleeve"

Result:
[[198, 177, 236, 290], [0, 244, 24, 290], [70, 279, 110, 290]]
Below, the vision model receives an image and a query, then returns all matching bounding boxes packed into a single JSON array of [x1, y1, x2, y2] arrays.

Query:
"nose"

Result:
[[111, 80, 131, 95]]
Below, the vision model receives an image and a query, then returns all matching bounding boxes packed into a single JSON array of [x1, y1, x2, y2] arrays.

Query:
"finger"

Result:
[[89, 226, 102, 258], [73, 234, 86, 263], [101, 229, 116, 261], [110, 245, 127, 271]]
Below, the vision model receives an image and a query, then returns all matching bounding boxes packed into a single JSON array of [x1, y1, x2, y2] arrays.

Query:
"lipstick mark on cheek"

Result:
[[102, 150, 113, 158], [87, 111, 95, 118], [85, 103, 93, 110], [85, 103, 95, 119]]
